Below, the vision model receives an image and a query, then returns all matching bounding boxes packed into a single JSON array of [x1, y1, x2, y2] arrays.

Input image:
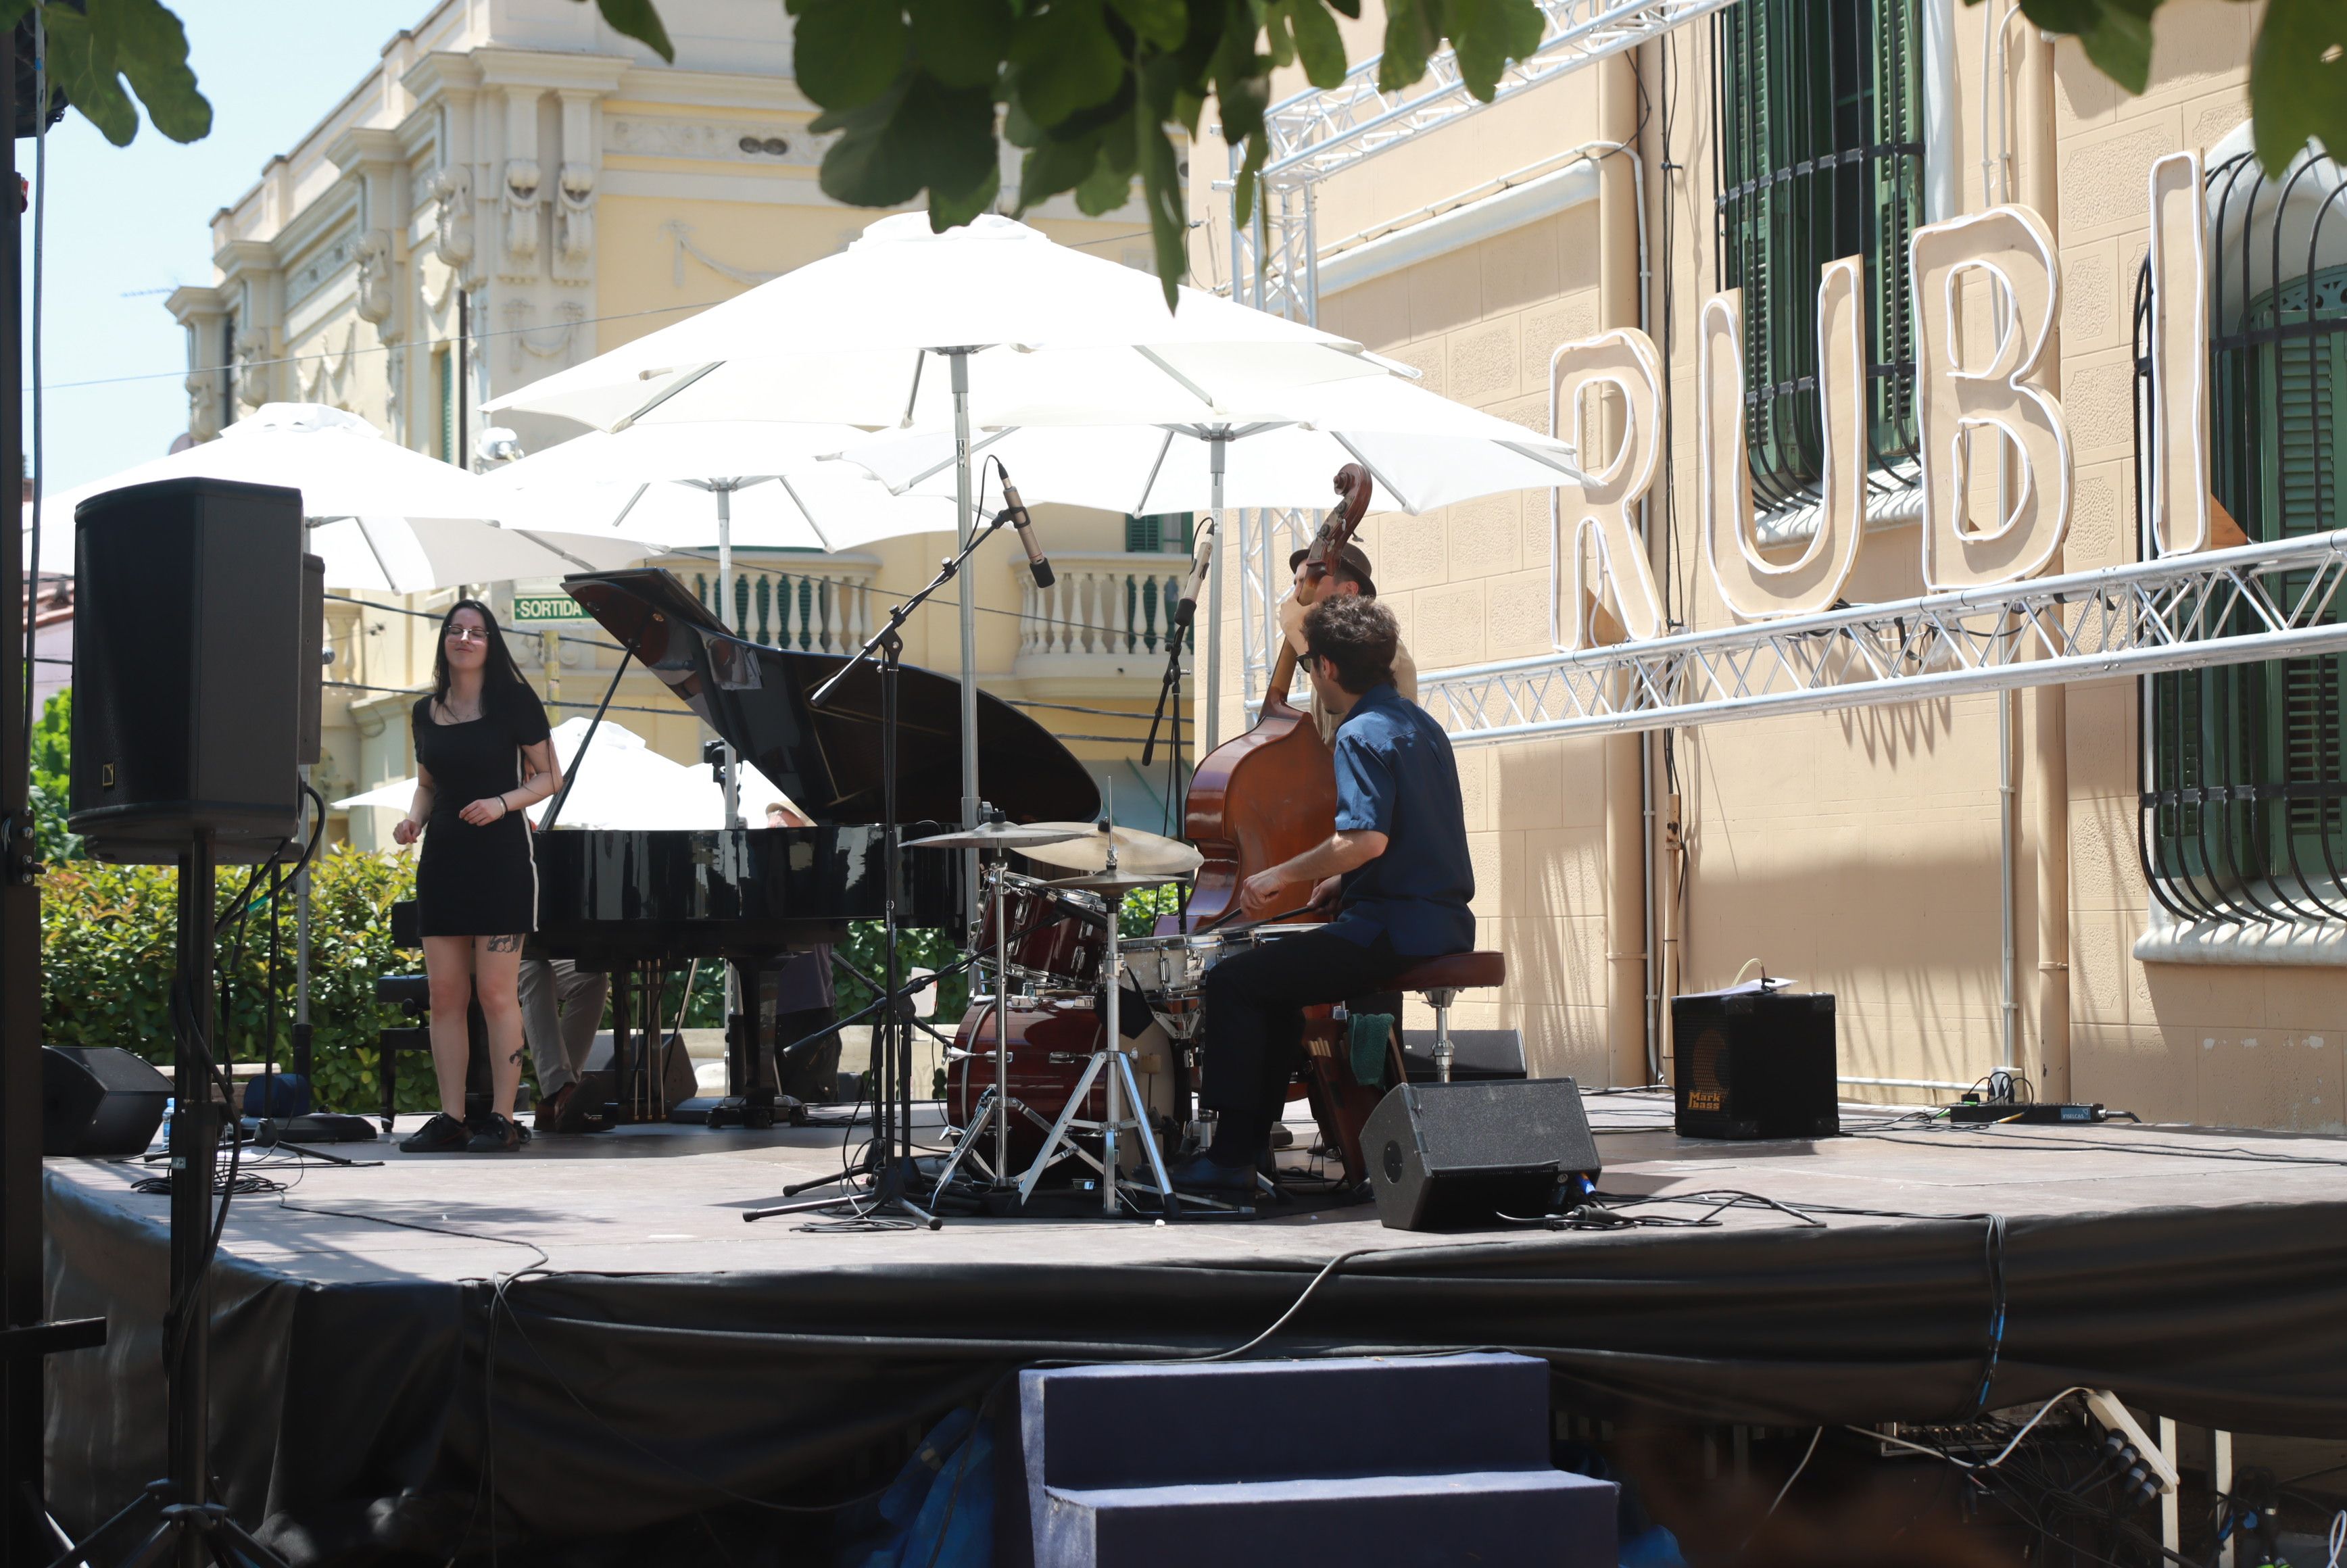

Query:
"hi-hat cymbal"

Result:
[[1049, 868, 1190, 896], [905, 821, 1088, 852], [1018, 823, 1203, 876]]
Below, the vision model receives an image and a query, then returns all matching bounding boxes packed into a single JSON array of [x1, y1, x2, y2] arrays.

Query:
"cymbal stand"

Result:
[[929, 821, 1021, 1194], [1012, 846, 1187, 1217], [744, 523, 1007, 1229]]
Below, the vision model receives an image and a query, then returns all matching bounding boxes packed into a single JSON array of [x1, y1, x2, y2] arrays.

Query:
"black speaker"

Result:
[[1360, 1079, 1602, 1232], [1672, 987, 1840, 1140], [299, 549, 325, 766], [69, 476, 308, 864], [43, 1046, 171, 1156]]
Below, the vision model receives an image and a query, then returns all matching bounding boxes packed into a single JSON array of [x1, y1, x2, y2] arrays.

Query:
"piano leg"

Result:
[[708, 954, 785, 1131]]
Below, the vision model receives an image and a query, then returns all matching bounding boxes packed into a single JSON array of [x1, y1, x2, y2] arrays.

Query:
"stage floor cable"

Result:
[[43, 1092, 2347, 1561]]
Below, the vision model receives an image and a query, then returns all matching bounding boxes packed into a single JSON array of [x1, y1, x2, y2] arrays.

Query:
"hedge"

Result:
[[41, 847, 435, 1114]]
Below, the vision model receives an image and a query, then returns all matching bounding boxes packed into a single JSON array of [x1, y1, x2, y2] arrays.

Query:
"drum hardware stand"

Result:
[[1011, 846, 1192, 1217], [744, 521, 1011, 1229], [928, 814, 1023, 1195]]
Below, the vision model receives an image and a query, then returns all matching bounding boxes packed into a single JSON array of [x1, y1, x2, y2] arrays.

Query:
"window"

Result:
[[1124, 512, 1192, 554], [2139, 155, 2347, 924], [1713, 0, 1925, 513]]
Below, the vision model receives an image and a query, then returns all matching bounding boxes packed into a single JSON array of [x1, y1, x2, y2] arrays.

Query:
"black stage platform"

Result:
[[42, 1093, 2347, 1562]]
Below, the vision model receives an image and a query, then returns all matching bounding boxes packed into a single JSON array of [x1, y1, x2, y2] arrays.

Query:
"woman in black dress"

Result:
[[392, 599, 562, 1153]]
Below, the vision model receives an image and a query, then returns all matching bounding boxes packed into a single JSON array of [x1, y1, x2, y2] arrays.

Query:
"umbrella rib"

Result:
[[513, 531, 609, 573], [1134, 347, 1217, 410], [775, 474, 836, 553], [610, 483, 652, 530], [1330, 433, 1413, 514], [1135, 428, 1178, 515], [900, 426, 1013, 492], [354, 517, 402, 592], [900, 351, 925, 428], [1496, 440, 1584, 477], [611, 362, 723, 433]]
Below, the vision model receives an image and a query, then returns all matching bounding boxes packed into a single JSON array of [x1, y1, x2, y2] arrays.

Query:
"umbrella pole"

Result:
[[952, 349, 980, 923], [716, 484, 739, 831], [1203, 435, 1226, 751]]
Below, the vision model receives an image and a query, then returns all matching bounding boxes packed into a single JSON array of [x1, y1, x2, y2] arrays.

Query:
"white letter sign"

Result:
[[1551, 329, 1666, 651], [1701, 258, 1869, 618], [2148, 150, 2210, 555], [1912, 205, 2073, 589]]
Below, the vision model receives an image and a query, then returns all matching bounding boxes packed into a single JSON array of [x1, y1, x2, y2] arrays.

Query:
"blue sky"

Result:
[[26, 1, 423, 494]]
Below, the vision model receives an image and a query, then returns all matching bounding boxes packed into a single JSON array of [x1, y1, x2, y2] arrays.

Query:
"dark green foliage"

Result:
[[28, 689, 80, 866], [40, 848, 433, 1114]]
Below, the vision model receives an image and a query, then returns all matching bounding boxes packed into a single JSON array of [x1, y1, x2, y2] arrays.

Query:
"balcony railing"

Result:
[[671, 555, 879, 656], [1016, 553, 1194, 664]]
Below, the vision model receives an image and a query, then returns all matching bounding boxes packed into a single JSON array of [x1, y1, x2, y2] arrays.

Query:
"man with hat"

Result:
[[1278, 540, 1416, 745]]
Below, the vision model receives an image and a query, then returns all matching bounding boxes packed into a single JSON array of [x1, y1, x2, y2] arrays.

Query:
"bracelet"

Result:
[[498, 796, 511, 818]]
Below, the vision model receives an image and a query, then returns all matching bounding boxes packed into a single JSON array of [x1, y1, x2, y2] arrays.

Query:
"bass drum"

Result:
[[947, 998, 1178, 1170]]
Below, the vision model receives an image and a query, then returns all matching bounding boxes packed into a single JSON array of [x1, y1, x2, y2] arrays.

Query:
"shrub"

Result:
[[41, 846, 433, 1114]]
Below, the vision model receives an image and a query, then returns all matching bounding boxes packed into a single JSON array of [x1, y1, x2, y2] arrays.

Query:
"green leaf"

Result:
[[1108, 0, 1187, 52], [817, 72, 1000, 210], [1377, 0, 1439, 94], [585, 0, 676, 62], [929, 162, 1002, 229], [1134, 99, 1189, 308], [1447, 0, 1543, 101], [909, 0, 1013, 90], [1209, 0, 1269, 145], [1017, 125, 1107, 207], [1230, 127, 1266, 239], [1009, 0, 1127, 126], [40, 6, 137, 146], [1075, 141, 1135, 212], [94, 0, 210, 142], [1282, 0, 1348, 89], [2251, 0, 2347, 176], [792, 0, 913, 111]]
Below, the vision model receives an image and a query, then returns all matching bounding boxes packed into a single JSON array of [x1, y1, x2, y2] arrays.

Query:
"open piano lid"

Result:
[[562, 568, 1101, 825]]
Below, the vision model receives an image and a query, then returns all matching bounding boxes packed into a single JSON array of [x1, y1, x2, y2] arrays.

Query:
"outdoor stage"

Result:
[[41, 1093, 2347, 1563]]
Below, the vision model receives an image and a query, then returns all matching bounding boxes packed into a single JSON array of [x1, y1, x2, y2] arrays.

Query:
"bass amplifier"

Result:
[[1672, 987, 1840, 1140]]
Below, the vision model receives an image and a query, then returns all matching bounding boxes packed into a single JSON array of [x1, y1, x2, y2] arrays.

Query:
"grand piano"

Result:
[[534, 568, 1102, 1125]]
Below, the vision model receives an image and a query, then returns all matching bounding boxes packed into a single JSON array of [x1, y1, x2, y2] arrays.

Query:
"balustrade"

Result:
[[1016, 553, 1192, 664], [678, 557, 878, 655]]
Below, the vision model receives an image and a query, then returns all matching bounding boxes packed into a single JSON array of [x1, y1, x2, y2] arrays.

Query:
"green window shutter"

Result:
[[1713, 0, 1923, 511], [437, 349, 455, 464]]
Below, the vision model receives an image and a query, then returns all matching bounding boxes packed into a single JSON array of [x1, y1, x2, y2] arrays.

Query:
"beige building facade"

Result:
[[167, 0, 1198, 850], [1192, 0, 2340, 1130]]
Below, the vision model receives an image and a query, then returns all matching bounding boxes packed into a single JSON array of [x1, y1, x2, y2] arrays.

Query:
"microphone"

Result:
[[997, 463, 1055, 588], [1174, 516, 1216, 628]]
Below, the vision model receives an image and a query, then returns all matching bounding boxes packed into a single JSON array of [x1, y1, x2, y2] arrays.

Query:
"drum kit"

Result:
[[907, 811, 1312, 1215]]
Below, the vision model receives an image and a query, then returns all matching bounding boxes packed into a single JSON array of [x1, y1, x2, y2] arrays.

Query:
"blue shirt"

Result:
[[1326, 684, 1476, 956]]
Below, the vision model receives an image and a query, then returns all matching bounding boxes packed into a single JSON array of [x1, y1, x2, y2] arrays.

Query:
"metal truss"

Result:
[[1416, 532, 2347, 744], [1236, 506, 1320, 707]]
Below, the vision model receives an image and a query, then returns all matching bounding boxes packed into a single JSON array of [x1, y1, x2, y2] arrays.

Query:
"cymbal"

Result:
[[1018, 822, 1203, 876], [1049, 868, 1191, 896], [905, 821, 1088, 852]]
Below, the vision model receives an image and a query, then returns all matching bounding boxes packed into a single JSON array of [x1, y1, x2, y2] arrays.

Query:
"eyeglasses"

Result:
[[445, 625, 489, 643]]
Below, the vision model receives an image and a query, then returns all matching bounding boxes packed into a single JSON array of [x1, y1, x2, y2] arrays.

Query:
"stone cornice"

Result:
[[326, 125, 406, 176], [400, 50, 481, 103], [610, 66, 810, 113], [166, 285, 228, 325], [214, 237, 281, 278], [468, 47, 633, 95]]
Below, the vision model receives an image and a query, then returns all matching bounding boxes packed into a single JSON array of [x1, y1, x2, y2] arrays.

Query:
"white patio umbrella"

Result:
[[483, 422, 965, 824], [837, 371, 1582, 518], [484, 214, 1399, 844], [335, 718, 804, 832], [39, 403, 650, 591]]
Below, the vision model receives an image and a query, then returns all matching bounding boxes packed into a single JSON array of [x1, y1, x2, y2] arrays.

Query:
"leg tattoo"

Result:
[[487, 933, 523, 953]]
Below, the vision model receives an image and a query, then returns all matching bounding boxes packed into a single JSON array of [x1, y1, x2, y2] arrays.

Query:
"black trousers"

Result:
[[1199, 927, 1405, 1127]]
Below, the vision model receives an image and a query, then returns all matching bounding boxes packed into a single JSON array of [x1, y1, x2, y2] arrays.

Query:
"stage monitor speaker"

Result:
[[1361, 1079, 1601, 1232], [299, 549, 325, 766], [68, 476, 306, 864], [43, 1046, 170, 1156], [1672, 987, 1840, 1140]]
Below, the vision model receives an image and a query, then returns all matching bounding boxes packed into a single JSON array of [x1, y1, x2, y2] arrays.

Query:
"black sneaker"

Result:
[[398, 1112, 470, 1154], [465, 1112, 531, 1154]]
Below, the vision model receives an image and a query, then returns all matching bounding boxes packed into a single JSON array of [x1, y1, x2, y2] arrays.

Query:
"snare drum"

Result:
[[1121, 923, 1326, 1039], [975, 875, 1107, 990]]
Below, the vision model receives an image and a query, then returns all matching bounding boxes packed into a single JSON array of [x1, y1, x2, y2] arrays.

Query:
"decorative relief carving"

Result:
[[603, 116, 836, 166], [354, 231, 393, 326], [299, 322, 359, 410], [284, 235, 354, 309], [502, 297, 585, 371], [662, 220, 779, 287], [185, 371, 220, 444], [233, 330, 272, 410], [555, 161, 595, 277], [502, 158, 541, 275], [427, 164, 480, 289]]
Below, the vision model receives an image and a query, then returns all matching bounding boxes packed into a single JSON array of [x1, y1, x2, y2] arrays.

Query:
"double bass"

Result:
[[1184, 462, 1375, 929], [1182, 464, 1389, 1181]]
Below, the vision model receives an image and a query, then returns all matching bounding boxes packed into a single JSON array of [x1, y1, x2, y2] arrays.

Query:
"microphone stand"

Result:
[[742, 515, 1010, 1229], [1141, 609, 1193, 908]]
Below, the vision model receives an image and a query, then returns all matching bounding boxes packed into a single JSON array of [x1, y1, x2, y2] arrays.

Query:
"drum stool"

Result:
[[1388, 952, 1507, 1083]]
